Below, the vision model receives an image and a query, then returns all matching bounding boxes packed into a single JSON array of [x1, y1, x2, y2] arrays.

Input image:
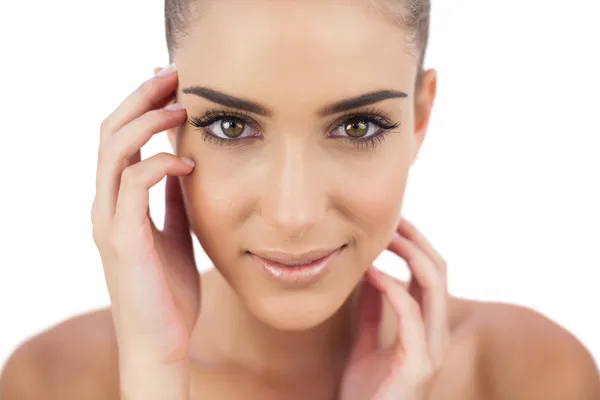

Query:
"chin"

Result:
[[206, 240, 369, 331], [217, 246, 359, 331], [244, 288, 351, 331]]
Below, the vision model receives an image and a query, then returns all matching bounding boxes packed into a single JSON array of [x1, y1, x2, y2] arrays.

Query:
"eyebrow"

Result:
[[182, 86, 408, 117]]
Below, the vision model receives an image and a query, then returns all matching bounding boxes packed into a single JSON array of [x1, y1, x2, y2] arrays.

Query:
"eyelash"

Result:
[[187, 107, 401, 151]]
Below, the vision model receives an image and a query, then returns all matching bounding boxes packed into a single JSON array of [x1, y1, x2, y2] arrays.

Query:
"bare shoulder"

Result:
[[0, 307, 119, 400], [407, 290, 600, 400], [469, 300, 600, 399]]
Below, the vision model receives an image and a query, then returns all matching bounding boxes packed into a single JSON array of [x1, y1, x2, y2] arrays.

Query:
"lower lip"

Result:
[[249, 246, 344, 286]]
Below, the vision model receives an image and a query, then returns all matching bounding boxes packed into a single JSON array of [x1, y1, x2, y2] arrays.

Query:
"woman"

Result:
[[1, 0, 599, 399]]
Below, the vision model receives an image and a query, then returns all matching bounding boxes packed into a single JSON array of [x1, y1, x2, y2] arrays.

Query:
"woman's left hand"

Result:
[[340, 217, 451, 400]]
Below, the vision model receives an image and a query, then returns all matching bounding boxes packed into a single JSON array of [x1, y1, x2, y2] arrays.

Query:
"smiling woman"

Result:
[[1, 1, 599, 400]]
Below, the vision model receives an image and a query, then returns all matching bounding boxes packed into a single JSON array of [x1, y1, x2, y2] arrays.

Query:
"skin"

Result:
[[1, 1, 600, 399]]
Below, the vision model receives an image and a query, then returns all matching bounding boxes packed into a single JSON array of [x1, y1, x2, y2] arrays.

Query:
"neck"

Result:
[[192, 269, 363, 378]]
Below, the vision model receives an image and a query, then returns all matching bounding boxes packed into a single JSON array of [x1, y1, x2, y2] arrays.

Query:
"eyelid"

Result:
[[190, 106, 398, 139], [188, 108, 264, 139], [194, 108, 263, 129], [324, 107, 399, 133]]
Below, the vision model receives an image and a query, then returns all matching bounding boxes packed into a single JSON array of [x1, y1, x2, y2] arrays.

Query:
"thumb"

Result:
[[348, 269, 383, 364]]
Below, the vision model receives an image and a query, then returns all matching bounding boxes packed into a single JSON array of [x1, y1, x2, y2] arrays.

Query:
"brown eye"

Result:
[[221, 118, 245, 138], [344, 117, 369, 138]]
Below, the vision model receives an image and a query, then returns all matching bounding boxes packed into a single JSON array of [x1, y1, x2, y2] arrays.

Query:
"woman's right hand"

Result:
[[91, 64, 200, 400]]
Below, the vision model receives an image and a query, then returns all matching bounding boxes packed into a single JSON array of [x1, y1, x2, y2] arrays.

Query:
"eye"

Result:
[[188, 109, 262, 145], [205, 116, 257, 139], [330, 116, 380, 139], [189, 107, 400, 150]]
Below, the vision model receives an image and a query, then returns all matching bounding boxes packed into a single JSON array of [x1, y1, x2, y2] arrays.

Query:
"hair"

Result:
[[165, 0, 430, 90]]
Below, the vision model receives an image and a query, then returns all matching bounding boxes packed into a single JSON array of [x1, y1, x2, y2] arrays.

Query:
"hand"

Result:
[[340, 217, 450, 400], [91, 64, 199, 399]]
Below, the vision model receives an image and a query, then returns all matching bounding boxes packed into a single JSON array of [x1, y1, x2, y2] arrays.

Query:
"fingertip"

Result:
[[365, 267, 385, 290], [367, 265, 385, 278], [364, 265, 377, 279], [358, 279, 382, 323], [181, 157, 195, 168], [387, 231, 401, 248], [361, 276, 381, 303]]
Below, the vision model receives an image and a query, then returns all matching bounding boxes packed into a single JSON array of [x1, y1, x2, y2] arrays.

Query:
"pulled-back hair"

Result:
[[165, 0, 430, 89]]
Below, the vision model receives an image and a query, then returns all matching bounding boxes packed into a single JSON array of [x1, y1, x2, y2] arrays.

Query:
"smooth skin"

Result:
[[2, 1, 600, 399], [2, 68, 599, 400]]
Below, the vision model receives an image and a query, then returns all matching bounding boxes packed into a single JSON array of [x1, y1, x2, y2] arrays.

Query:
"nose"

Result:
[[259, 139, 326, 240]]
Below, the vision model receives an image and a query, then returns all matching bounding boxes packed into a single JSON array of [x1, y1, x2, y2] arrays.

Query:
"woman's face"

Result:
[[172, 0, 435, 330]]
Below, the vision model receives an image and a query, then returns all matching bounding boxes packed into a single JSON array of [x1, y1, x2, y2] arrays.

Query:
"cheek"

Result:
[[179, 129, 412, 265], [177, 131, 253, 246], [179, 155, 256, 267], [335, 147, 411, 258], [340, 173, 407, 235]]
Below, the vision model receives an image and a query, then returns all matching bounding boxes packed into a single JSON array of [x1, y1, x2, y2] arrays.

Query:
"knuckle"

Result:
[[156, 152, 177, 166], [109, 228, 144, 260], [90, 202, 100, 233], [100, 117, 112, 136], [147, 107, 164, 117], [90, 198, 96, 218], [428, 273, 443, 291], [407, 295, 421, 316], [121, 165, 143, 187], [439, 258, 448, 271], [97, 137, 116, 165], [105, 235, 123, 258], [146, 108, 168, 124], [132, 109, 162, 134], [91, 223, 106, 249], [92, 222, 138, 262], [137, 78, 160, 104], [105, 226, 129, 256]]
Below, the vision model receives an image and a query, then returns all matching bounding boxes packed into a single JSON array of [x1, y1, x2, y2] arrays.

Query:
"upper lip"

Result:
[[250, 246, 342, 266]]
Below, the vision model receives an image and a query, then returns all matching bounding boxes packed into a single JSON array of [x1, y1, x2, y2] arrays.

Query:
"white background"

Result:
[[0, 1, 599, 369]]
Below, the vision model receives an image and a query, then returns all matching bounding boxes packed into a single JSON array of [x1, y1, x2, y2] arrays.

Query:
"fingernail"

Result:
[[156, 63, 177, 77], [182, 157, 195, 167], [164, 102, 184, 111]]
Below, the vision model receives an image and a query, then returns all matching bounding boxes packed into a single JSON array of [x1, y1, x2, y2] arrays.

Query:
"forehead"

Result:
[[175, 0, 417, 112]]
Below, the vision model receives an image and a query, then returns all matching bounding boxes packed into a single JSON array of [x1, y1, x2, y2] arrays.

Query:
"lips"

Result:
[[250, 246, 343, 267], [249, 245, 346, 286]]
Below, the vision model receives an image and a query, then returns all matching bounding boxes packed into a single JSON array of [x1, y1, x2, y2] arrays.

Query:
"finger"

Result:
[[397, 217, 447, 282], [387, 233, 449, 363], [99, 64, 178, 147], [114, 152, 194, 231], [367, 267, 428, 367], [163, 175, 191, 236], [154, 67, 178, 109], [348, 275, 382, 364], [94, 106, 187, 226]]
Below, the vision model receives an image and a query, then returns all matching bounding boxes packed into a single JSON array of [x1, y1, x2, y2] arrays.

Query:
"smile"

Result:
[[248, 245, 347, 286]]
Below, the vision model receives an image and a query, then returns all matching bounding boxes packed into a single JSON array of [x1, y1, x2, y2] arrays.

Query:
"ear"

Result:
[[411, 68, 437, 165]]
